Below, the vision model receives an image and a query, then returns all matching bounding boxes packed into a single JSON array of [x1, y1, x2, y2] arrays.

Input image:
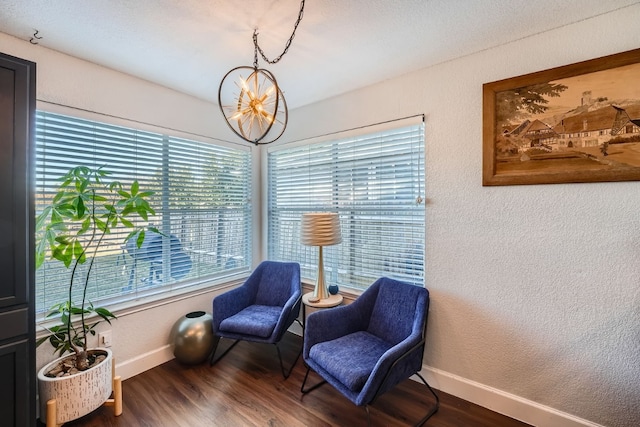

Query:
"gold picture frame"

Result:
[[483, 48, 640, 186]]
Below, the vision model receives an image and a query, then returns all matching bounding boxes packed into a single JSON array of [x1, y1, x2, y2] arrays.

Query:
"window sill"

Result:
[[36, 275, 247, 335]]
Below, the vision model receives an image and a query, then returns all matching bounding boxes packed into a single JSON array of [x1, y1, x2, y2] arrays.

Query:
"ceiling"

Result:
[[0, 0, 637, 109]]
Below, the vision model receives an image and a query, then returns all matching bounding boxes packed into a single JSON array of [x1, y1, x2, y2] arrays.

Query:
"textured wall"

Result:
[[282, 4, 640, 427]]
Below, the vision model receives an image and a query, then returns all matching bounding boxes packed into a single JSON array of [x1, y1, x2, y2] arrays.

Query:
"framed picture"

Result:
[[483, 48, 640, 186]]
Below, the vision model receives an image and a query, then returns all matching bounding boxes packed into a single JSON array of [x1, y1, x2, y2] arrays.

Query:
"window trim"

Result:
[[34, 104, 256, 322]]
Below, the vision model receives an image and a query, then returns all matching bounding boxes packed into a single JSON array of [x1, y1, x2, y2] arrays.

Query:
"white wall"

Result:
[[282, 4, 640, 427], [3, 3, 640, 425]]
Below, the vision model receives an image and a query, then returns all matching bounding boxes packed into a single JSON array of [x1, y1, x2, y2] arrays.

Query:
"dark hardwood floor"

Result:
[[45, 333, 531, 426]]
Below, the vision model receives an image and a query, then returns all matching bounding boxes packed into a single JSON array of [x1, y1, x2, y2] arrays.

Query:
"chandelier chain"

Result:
[[253, 0, 305, 68]]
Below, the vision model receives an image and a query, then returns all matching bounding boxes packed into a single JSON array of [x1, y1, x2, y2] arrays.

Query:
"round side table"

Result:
[[302, 292, 343, 308]]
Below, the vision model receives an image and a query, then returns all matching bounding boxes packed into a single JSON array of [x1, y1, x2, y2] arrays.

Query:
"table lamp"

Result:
[[301, 212, 342, 300]]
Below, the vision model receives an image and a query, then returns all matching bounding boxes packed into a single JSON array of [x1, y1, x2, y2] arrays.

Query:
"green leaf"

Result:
[[35, 335, 50, 347], [75, 196, 86, 218], [138, 200, 155, 216], [121, 205, 134, 216], [46, 310, 61, 319], [52, 244, 72, 267], [131, 180, 139, 196], [78, 216, 91, 235], [51, 209, 63, 225], [137, 207, 149, 221], [147, 226, 164, 237], [35, 236, 50, 269], [45, 229, 58, 245], [79, 177, 89, 192], [35, 206, 52, 229], [94, 307, 117, 320], [95, 217, 107, 232], [69, 306, 89, 315], [63, 244, 74, 266], [54, 236, 70, 244], [136, 230, 146, 248], [123, 229, 139, 243], [73, 239, 84, 260]]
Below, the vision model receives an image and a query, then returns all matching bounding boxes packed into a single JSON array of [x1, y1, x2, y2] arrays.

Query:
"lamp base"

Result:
[[313, 245, 330, 300]]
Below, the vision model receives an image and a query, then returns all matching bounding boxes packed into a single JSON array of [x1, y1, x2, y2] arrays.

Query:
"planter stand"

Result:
[[42, 356, 122, 427]]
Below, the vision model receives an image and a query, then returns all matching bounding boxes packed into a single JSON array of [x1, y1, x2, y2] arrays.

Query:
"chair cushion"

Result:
[[218, 305, 281, 338], [255, 262, 298, 307], [309, 331, 391, 392], [368, 279, 425, 345]]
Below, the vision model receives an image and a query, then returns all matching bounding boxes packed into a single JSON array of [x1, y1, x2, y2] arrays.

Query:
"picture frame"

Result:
[[483, 48, 640, 186]]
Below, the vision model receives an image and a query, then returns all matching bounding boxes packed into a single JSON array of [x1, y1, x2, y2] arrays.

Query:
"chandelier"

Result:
[[218, 0, 305, 145]]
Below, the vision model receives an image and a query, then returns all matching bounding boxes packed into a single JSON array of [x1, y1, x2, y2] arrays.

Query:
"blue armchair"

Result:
[[210, 261, 302, 378], [301, 277, 439, 426]]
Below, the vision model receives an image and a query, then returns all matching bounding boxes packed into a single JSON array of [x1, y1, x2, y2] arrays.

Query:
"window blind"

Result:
[[267, 121, 425, 289], [35, 111, 252, 314]]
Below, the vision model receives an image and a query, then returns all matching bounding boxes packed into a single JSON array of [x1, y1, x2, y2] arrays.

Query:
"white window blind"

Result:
[[267, 120, 425, 289], [35, 111, 252, 314]]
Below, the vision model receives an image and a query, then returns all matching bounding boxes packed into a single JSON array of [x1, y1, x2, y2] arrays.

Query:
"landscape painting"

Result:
[[483, 48, 640, 186]]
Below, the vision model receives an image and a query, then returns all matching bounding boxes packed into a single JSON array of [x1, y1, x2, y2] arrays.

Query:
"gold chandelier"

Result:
[[218, 0, 305, 145]]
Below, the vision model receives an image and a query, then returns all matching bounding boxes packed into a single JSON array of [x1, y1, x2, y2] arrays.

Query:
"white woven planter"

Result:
[[38, 348, 113, 425]]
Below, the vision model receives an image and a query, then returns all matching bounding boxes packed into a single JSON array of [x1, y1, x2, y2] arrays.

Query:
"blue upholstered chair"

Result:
[[301, 277, 439, 426], [210, 261, 302, 378]]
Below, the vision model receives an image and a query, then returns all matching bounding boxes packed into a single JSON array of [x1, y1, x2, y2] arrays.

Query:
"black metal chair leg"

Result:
[[274, 320, 305, 378], [361, 373, 439, 427], [274, 342, 302, 379], [365, 405, 372, 427], [208, 336, 220, 365], [300, 366, 327, 395], [414, 372, 440, 426], [209, 337, 241, 366]]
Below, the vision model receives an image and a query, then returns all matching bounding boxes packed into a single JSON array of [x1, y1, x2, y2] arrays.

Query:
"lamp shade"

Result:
[[301, 213, 342, 246]]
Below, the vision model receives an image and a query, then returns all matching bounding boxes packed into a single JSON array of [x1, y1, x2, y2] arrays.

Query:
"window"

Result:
[[35, 111, 252, 315], [267, 119, 425, 289]]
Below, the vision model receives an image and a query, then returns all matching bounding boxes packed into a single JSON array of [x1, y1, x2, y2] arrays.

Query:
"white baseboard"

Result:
[[115, 344, 174, 381], [419, 365, 604, 427]]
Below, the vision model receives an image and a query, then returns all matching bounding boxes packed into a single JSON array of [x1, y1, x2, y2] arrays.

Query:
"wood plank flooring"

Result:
[[43, 333, 531, 426]]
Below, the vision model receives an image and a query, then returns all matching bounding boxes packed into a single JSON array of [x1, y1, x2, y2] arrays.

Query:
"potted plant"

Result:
[[35, 165, 158, 425]]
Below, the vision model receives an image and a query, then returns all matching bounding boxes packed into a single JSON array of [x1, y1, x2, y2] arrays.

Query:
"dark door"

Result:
[[0, 52, 36, 427]]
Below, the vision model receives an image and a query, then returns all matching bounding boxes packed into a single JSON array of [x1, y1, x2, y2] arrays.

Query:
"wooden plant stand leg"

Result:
[[45, 399, 60, 427], [103, 357, 123, 416]]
